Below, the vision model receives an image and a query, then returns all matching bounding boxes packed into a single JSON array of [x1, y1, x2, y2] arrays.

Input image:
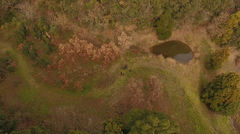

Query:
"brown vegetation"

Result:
[[117, 31, 133, 51], [146, 75, 164, 102], [58, 36, 121, 67], [111, 76, 164, 114]]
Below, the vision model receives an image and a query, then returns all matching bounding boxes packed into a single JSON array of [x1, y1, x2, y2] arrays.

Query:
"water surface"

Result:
[[150, 41, 193, 63]]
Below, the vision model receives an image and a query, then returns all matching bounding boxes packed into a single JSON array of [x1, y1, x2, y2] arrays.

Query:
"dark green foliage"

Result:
[[36, 57, 51, 68], [68, 130, 89, 134], [2, 12, 15, 23], [125, 108, 180, 134], [102, 117, 124, 134], [0, 110, 8, 132], [9, 126, 50, 134], [227, 24, 240, 49], [33, 17, 49, 40], [0, 56, 16, 81], [33, 17, 53, 54], [201, 72, 240, 115], [49, 25, 59, 36], [22, 40, 37, 60], [205, 47, 230, 70], [14, 22, 27, 45], [81, 0, 166, 29], [165, 0, 199, 19], [7, 118, 18, 133], [202, 0, 233, 15], [155, 12, 174, 40]]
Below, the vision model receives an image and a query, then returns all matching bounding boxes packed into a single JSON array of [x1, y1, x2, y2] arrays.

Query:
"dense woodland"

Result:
[[1, 0, 240, 134]]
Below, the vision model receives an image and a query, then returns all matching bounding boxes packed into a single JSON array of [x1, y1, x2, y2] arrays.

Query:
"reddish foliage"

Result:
[[58, 37, 121, 67]]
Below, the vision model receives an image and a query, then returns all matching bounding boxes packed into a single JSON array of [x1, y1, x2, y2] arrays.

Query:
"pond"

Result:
[[150, 40, 193, 63]]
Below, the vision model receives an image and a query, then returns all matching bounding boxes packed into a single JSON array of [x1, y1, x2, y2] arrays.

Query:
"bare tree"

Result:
[[117, 31, 133, 51], [15, 1, 39, 20]]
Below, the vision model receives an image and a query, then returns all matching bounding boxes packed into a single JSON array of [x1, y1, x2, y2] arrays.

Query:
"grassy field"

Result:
[[0, 33, 239, 133]]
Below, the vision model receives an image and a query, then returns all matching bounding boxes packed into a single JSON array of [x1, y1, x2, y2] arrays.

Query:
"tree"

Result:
[[14, 22, 27, 45], [155, 12, 174, 40], [202, 0, 233, 15], [201, 72, 240, 115], [0, 110, 8, 132], [214, 11, 240, 46], [9, 126, 50, 134], [205, 47, 230, 70], [102, 117, 124, 134], [68, 130, 89, 134], [125, 108, 180, 134]]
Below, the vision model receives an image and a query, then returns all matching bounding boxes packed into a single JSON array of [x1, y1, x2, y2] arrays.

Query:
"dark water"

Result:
[[150, 40, 193, 63]]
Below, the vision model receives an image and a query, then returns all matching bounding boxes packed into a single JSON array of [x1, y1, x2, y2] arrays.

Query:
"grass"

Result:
[[0, 33, 238, 133]]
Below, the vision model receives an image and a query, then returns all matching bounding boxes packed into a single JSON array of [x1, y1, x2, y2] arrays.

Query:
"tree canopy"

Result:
[[205, 47, 230, 70], [125, 108, 179, 134], [201, 72, 240, 115], [155, 12, 174, 40], [102, 117, 124, 134]]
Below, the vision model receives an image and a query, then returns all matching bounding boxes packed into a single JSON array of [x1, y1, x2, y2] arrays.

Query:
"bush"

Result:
[[205, 47, 230, 70], [202, 0, 233, 15], [214, 11, 240, 47], [102, 117, 124, 134], [155, 12, 174, 40], [201, 72, 240, 115], [101, 108, 180, 134], [22, 40, 37, 60], [0, 56, 16, 81], [125, 109, 180, 134], [68, 130, 89, 134], [0, 110, 8, 132], [14, 22, 27, 44], [10, 126, 50, 134]]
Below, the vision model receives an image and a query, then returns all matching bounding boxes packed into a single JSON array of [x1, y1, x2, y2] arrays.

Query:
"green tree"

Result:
[[102, 117, 124, 134], [0, 110, 8, 132], [68, 130, 89, 134], [10, 126, 50, 134], [165, 0, 199, 19], [14, 22, 27, 45], [155, 12, 174, 40], [205, 47, 230, 70], [201, 72, 240, 115], [125, 108, 180, 134], [202, 0, 233, 15]]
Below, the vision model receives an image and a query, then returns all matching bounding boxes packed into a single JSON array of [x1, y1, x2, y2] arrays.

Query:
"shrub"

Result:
[[68, 130, 89, 134], [214, 11, 240, 47], [9, 126, 50, 134], [125, 108, 180, 134], [102, 117, 124, 134], [202, 0, 233, 15], [0, 110, 8, 132], [0, 56, 16, 82], [22, 40, 37, 60], [117, 31, 133, 51], [205, 47, 230, 70], [14, 22, 27, 44], [58, 37, 121, 67], [201, 72, 240, 115], [155, 12, 174, 40]]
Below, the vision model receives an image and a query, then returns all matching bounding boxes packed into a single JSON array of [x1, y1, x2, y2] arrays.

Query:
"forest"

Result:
[[1, 0, 240, 134]]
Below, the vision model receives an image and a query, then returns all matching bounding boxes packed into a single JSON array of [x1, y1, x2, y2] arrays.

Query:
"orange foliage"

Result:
[[58, 37, 121, 67], [117, 31, 133, 51]]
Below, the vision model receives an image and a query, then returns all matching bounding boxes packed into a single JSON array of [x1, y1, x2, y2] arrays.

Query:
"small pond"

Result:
[[150, 40, 193, 63]]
